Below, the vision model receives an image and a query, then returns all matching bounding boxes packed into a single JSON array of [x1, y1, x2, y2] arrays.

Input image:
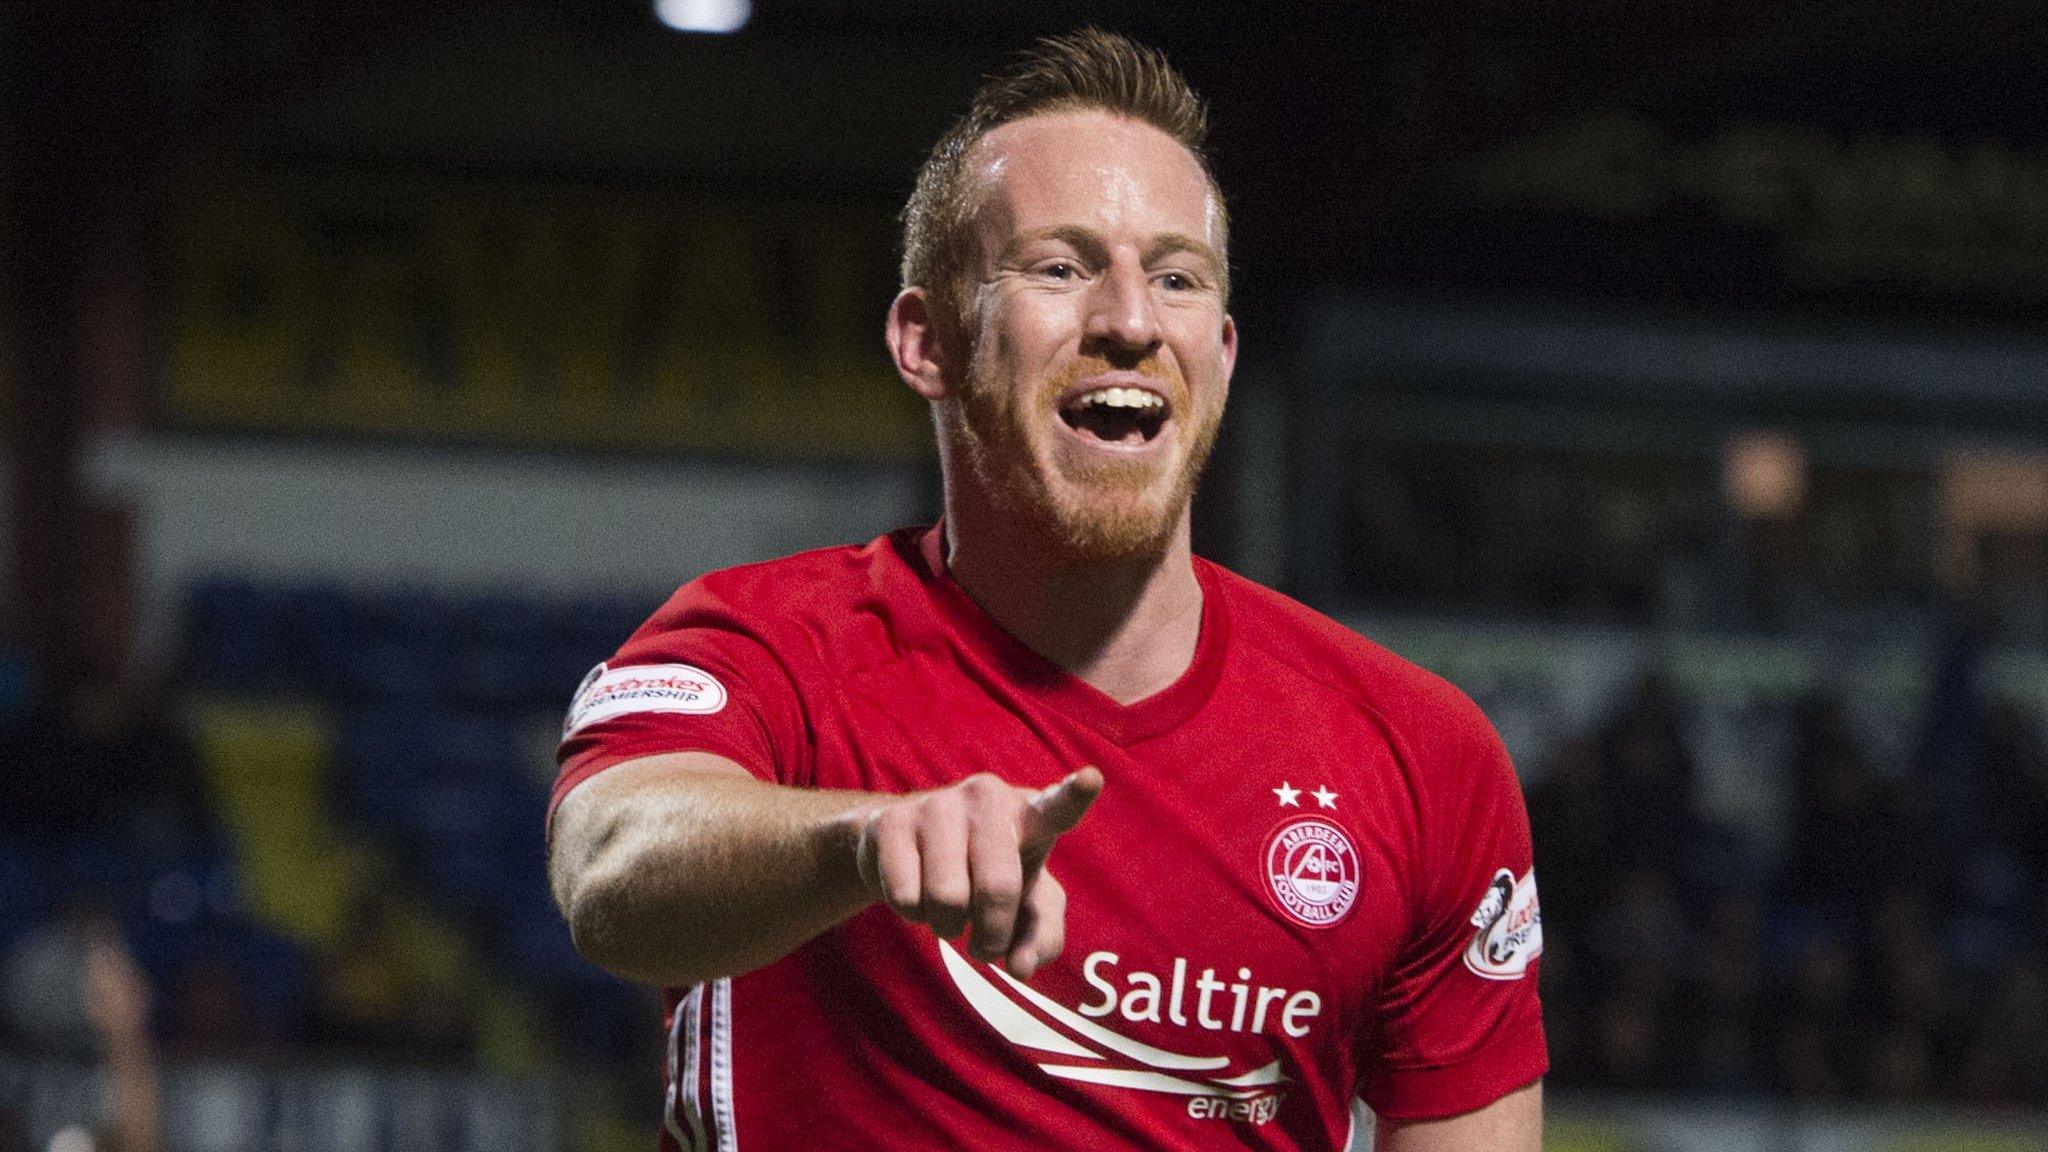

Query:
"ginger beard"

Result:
[[941, 346, 1225, 562]]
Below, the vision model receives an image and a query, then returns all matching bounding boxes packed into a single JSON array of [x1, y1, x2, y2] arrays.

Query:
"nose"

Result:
[[1083, 257, 1162, 355]]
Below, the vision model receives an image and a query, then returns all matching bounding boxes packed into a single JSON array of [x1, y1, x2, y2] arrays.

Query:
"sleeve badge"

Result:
[[1462, 868, 1542, 980]]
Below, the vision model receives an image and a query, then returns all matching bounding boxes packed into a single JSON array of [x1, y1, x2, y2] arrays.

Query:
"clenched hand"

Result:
[[856, 767, 1104, 980]]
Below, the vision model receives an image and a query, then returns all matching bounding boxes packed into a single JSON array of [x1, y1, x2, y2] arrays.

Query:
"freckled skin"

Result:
[[943, 110, 1238, 560]]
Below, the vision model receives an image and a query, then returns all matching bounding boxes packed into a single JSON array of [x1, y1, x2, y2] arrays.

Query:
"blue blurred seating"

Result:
[[180, 576, 664, 1060]]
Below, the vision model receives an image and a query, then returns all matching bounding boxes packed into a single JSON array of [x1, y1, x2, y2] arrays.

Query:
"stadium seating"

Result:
[[182, 579, 649, 1064]]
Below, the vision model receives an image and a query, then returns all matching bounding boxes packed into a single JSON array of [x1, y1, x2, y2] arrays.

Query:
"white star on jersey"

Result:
[[1313, 786, 1339, 809], [1273, 782, 1302, 807]]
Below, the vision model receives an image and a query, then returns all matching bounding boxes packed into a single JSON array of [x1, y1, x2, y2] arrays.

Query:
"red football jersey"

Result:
[[553, 526, 1545, 1151]]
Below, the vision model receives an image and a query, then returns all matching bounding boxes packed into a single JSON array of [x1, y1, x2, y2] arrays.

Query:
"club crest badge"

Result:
[[1262, 817, 1361, 929]]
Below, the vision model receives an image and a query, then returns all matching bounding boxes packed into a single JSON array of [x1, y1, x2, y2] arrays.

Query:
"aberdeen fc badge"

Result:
[[1262, 817, 1361, 928]]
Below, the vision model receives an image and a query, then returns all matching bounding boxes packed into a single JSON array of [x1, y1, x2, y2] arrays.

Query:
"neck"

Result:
[[942, 496, 1205, 705]]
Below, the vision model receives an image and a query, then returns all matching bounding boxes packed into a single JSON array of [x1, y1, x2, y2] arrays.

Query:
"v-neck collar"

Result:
[[899, 523, 1229, 747]]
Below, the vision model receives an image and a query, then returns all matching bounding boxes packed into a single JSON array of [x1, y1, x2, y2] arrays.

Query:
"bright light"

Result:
[[655, 0, 751, 33]]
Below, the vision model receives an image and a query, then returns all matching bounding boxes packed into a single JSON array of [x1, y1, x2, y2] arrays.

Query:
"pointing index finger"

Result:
[[1028, 766, 1104, 837]]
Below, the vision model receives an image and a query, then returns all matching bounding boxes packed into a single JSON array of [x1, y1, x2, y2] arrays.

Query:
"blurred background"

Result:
[[3, 1, 2047, 1149]]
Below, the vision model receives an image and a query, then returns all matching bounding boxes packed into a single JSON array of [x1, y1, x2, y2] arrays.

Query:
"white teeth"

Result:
[[1073, 386, 1165, 410]]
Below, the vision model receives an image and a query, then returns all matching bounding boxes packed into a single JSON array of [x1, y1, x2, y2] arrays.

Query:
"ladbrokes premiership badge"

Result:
[[1263, 817, 1360, 928]]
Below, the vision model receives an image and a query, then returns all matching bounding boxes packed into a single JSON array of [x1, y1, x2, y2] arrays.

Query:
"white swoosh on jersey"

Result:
[[987, 952, 1229, 1072], [937, 938, 1102, 1060], [938, 941, 1292, 1099], [1210, 1061, 1288, 1087], [1038, 1065, 1273, 1099]]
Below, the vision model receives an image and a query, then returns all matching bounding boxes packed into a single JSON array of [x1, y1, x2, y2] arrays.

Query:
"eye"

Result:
[[1040, 261, 1078, 281], [1158, 271, 1193, 291]]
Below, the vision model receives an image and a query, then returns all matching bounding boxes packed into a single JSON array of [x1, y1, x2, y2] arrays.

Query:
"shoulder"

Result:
[[1205, 561, 1499, 760], [654, 535, 892, 618], [628, 528, 922, 668], [1207, 565, 1528, 904], [1210, 572, 1531, 884]]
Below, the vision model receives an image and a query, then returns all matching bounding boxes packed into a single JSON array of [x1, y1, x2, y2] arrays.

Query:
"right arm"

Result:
[[548, 752, 1101, 988]]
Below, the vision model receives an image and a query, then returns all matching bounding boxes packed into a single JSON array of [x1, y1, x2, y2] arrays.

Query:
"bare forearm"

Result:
[[551, 754, 882, 986]]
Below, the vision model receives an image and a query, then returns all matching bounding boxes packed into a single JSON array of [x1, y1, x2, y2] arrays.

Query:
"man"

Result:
[[549, 29, 1544, 1151]]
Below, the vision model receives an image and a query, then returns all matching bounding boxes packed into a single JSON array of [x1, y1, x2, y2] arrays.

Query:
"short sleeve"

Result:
[[1359, 707, 1547, 1121], [549, 587, 811, 829]]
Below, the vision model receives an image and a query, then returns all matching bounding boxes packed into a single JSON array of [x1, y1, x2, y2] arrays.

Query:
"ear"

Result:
[[1219, 312, 1239, 386], [886, 287, 956, 401]]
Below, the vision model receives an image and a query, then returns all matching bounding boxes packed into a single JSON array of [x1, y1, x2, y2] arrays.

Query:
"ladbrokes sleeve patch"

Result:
[[563, 662, 729, 736], [1462, 868, 1542, 981]]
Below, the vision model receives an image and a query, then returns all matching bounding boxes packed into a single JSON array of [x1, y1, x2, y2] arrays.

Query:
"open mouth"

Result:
[[1057, 385, 1170, 446]]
